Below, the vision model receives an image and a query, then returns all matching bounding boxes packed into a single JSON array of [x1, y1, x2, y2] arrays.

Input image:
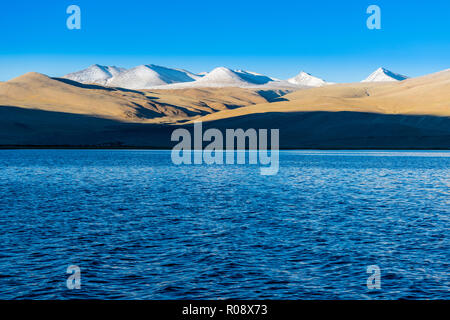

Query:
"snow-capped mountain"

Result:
[[287, 71, 327, 87], [107, 64, 202, 89], [195, 67, 274, 86], [63, 64, 126, 85], [154, 67, 280, 89], [61, 64, 413, 90], [362, 67, 408, 82]]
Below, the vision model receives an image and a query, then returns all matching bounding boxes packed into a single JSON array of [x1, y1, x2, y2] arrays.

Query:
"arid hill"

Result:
[[0, 72, 287, 123]]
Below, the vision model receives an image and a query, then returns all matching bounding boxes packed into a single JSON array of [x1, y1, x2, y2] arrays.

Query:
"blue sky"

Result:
[[0, 0, 449, 82]]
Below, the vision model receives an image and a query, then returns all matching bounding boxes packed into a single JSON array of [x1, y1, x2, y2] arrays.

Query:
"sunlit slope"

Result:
[[194, 69, 450, 123], [0, 72, 174, 121], [361, 69, 450, 115], [0, 73, 281, 123]]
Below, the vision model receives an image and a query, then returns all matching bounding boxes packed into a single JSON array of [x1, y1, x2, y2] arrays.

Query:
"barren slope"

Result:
[[0, 73, 286, 123]]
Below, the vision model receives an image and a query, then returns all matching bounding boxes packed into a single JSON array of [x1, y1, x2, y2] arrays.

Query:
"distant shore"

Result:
[[1, 146, 449, 150]]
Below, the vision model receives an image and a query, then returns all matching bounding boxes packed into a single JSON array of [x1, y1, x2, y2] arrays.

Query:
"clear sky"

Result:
[[0, 0, 449, 82]]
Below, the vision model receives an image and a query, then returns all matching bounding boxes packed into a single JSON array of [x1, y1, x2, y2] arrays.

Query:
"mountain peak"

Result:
[[362, 67, 408, 82], [287, 71, 326, 87], [9, 72, 51, 83], [197, 67, 248, 85], [63, 64, 126, 85], [107, 64, 200, 89], [193, 67, 273, 87], [207, 67, 236, 76]]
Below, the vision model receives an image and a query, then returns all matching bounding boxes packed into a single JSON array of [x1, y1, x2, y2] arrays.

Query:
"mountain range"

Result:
[[63, 64, 324, 89], [61, 64, 409, 90]]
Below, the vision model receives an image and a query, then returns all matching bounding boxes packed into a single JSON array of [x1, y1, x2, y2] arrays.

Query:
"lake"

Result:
[[0, 150, 448, 299]]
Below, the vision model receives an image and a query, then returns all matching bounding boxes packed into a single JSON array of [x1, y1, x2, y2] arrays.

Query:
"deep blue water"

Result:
[[0, 150, 448, 299]]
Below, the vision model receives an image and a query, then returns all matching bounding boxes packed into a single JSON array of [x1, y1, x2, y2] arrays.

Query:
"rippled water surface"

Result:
[[0, 150, 448, 299]]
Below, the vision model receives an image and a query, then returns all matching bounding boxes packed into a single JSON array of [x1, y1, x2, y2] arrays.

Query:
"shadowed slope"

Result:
[[1, 106, 449, 149], [200, 111, 450, 149]]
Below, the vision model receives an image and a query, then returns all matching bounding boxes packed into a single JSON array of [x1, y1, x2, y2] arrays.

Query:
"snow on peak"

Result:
[[107, 64, 201, 89], [287, 71, 327, 87], [63, 64, 126, 85], [144, 67, 315, 89], [62, 64, 328, 89], [362, 67, 408, 82], [199, 67, 243, 83], [193, 67, 274, 87], [60, 64, 415, 90]]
